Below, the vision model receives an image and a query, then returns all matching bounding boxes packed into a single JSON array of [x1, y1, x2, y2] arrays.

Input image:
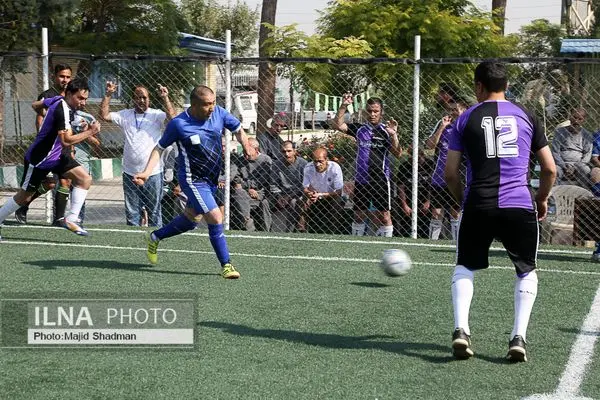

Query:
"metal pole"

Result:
[[42, 27, 52, 223], [224, 30, 232, 230], [411, 35, 421, 239]]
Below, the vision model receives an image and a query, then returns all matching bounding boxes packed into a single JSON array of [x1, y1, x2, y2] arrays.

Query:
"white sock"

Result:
[[66, 187, 88, 223], [351, 222, 366, 236], [429, 219, 443, 240], [452, 265, 474, 335], [450, 218, 459, 242], [511, 270, 538, 341], [376, 225, 393, 237], [0, 197, 22, 224]]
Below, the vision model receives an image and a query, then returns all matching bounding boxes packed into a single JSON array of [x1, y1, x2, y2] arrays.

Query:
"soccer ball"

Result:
[[380, 249, 412, 277]]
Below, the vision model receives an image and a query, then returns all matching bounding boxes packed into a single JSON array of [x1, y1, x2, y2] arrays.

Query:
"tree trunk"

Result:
[[492, 0, 507, 35], [257, 0, 277, 134]]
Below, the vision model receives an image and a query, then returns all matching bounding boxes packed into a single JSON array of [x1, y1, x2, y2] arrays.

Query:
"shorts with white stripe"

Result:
[[353, 181, 391, 211], [457, 207, 539, 276], [181, 181, 219, 214]]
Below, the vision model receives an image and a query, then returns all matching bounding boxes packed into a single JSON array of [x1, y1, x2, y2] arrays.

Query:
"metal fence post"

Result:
[[224, 30, 232, 230], [42, 27, 52, 224], [411, 35, 421, 239]]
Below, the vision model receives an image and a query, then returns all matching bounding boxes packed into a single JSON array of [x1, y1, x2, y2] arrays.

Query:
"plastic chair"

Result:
[[543, 184, 594, 244]]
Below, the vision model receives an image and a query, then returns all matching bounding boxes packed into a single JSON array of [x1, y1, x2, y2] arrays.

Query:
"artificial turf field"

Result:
[[0, 223, 599, 400]]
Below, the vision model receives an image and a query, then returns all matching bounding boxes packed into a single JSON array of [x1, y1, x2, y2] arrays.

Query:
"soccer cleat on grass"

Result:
[[59, 217, 89, 236], [221, 263, 240, 279], [506, 335, 527, 362], [144, 231, 159, 265], [591, 252, 600, 263], [14, 207, 28, 225], [452, 328, 474, 359]]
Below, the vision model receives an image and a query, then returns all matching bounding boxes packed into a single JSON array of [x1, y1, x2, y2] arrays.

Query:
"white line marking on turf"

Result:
[[3, 225, 593, 256], [2, 239, 600, 276], [522, 284, 600, 400]]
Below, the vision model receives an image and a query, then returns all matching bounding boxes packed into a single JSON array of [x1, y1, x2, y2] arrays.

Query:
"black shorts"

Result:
[[353, 181, 392, 211], [21, 154, 81, 192], [430, 185, 459, 210], [457, 207, 538, 276]]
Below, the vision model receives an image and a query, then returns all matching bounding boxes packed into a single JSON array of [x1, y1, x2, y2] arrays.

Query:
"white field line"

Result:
[[522, 283, 600, 400], [2, 239, 600, 277], [2, 225, 594, 256]]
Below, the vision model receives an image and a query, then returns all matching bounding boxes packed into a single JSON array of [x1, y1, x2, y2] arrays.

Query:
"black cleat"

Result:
[[507, 335, 527, 362], [452, 328, 474, 359], [14, 207, 28, 225]]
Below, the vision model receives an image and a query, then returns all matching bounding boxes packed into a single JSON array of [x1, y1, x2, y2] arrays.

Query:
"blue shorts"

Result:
[[181, 181, 219, 214]]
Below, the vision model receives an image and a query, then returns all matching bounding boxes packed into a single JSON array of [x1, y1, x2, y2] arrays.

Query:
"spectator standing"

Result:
[[100, 81, 176, 227]]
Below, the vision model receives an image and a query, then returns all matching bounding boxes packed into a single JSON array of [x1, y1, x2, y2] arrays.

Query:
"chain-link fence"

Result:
[[2, 51, 600, 247]]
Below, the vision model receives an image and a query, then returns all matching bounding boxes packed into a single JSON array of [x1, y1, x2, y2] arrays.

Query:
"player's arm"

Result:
[[157, 84, 177, 121], [100, 81, 117, 122], [386, 119, 402, 158], [233, 127, 253, 158], [332, 93, 353, 134], [59, 121, 101, 146], [133, 145, 163, 186], [534, 146, 557, 221], [444, 149, 464, 204], [425, 116, 451, 150]]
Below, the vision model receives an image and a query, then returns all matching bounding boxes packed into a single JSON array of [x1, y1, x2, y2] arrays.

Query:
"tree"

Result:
[[257, 0, 277, 134], [492, 0, 507, 35], [180, 0, 259, 58], [516, 19, 563, 57]]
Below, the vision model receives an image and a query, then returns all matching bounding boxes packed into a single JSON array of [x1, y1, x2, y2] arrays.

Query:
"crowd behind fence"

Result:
[[2, 52, 600, 247]]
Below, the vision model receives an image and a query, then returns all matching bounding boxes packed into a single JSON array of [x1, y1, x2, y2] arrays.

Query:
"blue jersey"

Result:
[[158, 106, 241, 186]]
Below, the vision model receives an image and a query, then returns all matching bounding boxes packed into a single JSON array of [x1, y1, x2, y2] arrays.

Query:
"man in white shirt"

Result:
[[302, 147, 344, 234], [100, 81, 176, 227]]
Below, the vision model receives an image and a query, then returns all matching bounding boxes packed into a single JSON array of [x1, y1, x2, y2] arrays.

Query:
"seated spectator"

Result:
[[257, 116, 286, 163], [302, 147, 344, 234], [271, 141, 308, 232], [394, 150, 432, 238], [230, 138, 273, 231], [551, 107, 593, 186]]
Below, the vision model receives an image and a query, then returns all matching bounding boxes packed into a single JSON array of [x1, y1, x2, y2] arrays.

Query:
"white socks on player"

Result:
[[66, 187, 88, 223], [351, 222, 366, 236], [0, 197, 21, 224], [375, 225, 393, 237], [452, 265, 474, 336], [511, 270, 538, 341], [429, 219, 443, 240]]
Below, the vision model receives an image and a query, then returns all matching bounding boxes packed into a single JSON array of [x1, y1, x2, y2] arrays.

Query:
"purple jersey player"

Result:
[[444, 62, 556, 363], [332, 93, 402, 237]]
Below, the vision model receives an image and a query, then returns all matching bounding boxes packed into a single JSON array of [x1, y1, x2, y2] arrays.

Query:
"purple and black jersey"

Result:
[[25, 97, 73, 169], [431, 123, 455, 188], [346, 122, 393, 184], [449, 100, 547, 210]]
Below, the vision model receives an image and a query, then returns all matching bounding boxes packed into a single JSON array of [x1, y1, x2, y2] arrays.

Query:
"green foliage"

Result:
[[181, 0, 259, 57], [515, 19, 564, 57], [318, 0, 516, 59], [67, 0, 185, 55]]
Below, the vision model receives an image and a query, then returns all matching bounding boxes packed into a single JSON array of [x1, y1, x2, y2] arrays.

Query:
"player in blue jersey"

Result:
[[332, 94, 402, 237], [133, 85, 252, 279], [444, 62, 557, 362], [0, 79, 101, 240]]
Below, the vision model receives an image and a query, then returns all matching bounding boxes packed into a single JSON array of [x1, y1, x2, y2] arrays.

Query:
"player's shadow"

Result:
[[23, 259, 219, 276], [199, 320, 455, 364], [558, 327, 600, 336], [350, 282, 391, 288]]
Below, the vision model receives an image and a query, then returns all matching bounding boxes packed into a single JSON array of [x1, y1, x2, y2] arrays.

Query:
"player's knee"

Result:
[[453, 265, 474, 281]]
